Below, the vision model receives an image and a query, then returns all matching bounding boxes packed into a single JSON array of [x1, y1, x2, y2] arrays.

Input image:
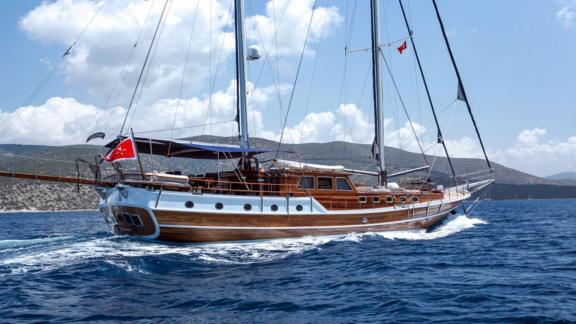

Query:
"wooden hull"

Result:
[[156, 212, 451, 242], [103, 202, 459, 243]]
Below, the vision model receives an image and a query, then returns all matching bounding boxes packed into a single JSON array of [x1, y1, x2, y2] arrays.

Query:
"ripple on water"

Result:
[[0, 214, 485, 276]]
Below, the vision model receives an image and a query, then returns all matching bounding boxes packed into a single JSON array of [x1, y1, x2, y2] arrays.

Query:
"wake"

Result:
[[0, 214, 486, 274]]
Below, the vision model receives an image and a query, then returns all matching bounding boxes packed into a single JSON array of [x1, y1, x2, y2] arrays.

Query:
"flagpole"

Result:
[[130, 129, 145, 180]]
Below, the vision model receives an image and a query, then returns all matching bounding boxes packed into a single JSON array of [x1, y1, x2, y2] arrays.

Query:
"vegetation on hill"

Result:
[[0, 137, 575, 211]]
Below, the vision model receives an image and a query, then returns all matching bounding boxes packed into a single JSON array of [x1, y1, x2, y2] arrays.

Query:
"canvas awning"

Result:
[[105, 136, 272, 159]]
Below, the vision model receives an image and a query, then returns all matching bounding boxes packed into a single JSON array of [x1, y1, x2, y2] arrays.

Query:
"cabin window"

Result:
[[336, 177, 352, 191], [412, 196, 419, 203], [359, 196, 367, 204], [400, 196, 407, 204], [130, 215, 143, 227], [372, 196, 381, 204], [385, 196, 394, 204], [121, 213, 142, 227], [317, 177, 333, 190], [298, 176, 314, 189]]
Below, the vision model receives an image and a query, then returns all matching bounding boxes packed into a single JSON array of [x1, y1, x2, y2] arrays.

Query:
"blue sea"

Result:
[[0, 199, 575, 323]]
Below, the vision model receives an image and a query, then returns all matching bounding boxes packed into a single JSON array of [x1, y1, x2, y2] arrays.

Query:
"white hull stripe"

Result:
[[158, 209, 452, 231], [153, 195, 468, 217]]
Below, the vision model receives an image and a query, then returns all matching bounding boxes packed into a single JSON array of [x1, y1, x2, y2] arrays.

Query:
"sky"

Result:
[[0, 0, 574, 177]]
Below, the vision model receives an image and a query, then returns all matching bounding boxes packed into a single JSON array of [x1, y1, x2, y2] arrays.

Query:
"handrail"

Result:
[[0, 171, 115, 187]]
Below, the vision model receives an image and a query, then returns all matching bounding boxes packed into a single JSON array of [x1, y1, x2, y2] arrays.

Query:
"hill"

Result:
[[546, 171, 576, 184], [1, 137, 575, 211]]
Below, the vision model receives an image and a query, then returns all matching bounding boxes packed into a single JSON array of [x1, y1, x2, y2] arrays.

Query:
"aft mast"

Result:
[[234, 0, 250, 155], [370, 0, 387, 186]]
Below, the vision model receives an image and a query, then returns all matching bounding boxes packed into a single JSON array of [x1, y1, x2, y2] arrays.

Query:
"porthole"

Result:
[[185, 201, 194, 208], [271, 204, 278, 212], [215, 202, 224, 210], [296, 205, 303, 211], [244, 203, 252, 211]]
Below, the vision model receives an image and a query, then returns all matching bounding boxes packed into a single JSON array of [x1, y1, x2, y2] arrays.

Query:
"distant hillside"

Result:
[[546, 171, 576, 184], [187, 136, 572, 187], [1, 137, 575, 211]]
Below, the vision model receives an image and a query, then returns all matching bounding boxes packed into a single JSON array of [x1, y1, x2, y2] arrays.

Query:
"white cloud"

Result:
[[20, 0, 236, 101], [245, 0, 343, 57], [3, 94, 574, 177], [18, 0, 342, 103], [0, 97, 125, 145], [0, 81, 277, 146], [280, 103, 373, 144], [557, 4, 576, 29], [517, 128, 547, 144], [492, 128, 576, 176]]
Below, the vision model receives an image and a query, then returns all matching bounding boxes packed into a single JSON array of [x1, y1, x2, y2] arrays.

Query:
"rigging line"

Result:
[[378, 49, 428, 165], [102, 0, 158, 112], [271, 0, 285, 131], [201, 0, 234, 136], [247, 0, 289, 140], [297, 3, 329, 145], [208, 0, 213, 136], [119, 0, 170, 135], [166, 0, 201, 162], [345, 0, 358, 47], [342, 62, 372, 145], [404, 1, 424, 134], [0, 57, 63, 139], [398, 0, 457, 179], [275, 0, 318, 156], [133, 120, 235, 135], [331, 0, 359, 144], [82, 0, 158, 163], [269, 0, 292, 140], [65, 3, 106, 59], [128, 0, 173, 132], [271, 0, 290, 106], [334, 1, 355, 144], [438, 98, 457, 115], [431, 0, 492, 172], [0, 153, 92, 165], [0, 3, 106, 140]]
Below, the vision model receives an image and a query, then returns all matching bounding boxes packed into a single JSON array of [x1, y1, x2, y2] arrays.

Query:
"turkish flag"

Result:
[[104, 137, 137, 162], [397, 41, 408, 54]]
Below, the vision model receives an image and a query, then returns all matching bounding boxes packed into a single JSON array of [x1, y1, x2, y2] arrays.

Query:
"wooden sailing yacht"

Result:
[[1, 0, 493, 243]]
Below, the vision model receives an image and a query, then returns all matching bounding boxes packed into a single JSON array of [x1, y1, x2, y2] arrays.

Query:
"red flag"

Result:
[[397, 41, 408, 54], [104, 137, 137, 162]]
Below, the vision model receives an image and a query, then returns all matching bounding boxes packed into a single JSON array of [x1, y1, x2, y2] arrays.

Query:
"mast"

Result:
[[370, 0, 387, 185], [234, 0, 250, 152]]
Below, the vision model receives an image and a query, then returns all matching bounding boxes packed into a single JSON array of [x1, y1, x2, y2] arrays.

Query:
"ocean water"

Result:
[[0, 199, 575, 323]]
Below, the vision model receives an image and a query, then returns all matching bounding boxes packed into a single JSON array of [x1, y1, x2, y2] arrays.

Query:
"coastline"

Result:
[[0, 208, 99, 214]]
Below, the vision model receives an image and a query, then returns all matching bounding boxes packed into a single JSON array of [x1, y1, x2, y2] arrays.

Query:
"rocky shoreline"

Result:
[[0, 179, 98, 211]]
